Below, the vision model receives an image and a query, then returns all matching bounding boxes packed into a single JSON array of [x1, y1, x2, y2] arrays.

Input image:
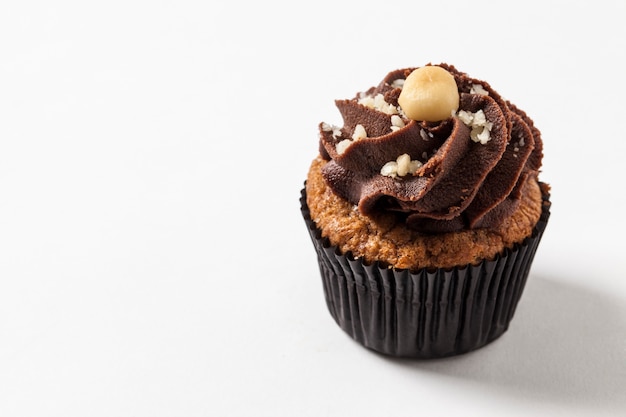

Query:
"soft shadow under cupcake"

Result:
[[380, 275, 626, 411]]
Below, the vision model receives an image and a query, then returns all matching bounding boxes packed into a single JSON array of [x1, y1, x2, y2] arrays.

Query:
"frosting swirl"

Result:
[[318, 64, 543, 233]]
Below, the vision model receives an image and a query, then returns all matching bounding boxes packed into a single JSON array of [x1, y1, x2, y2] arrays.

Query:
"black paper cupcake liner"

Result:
[[301, 186, 550, 358]]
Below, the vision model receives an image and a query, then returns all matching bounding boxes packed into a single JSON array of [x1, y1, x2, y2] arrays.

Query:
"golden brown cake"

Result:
[[306, 156, 544, 270]]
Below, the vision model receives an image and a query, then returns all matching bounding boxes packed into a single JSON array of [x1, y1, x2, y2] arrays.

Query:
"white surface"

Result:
[[1, 1, 625, 416]]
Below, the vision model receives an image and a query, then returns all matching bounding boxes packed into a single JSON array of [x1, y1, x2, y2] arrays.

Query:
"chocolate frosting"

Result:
[[318, 64, 543, 233]]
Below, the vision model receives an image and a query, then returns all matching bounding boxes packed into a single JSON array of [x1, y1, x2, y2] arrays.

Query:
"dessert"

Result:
[[301, 63, 550, 358]]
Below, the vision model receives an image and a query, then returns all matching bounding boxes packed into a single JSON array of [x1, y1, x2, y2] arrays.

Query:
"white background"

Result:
[[1, 1, 625, 416]]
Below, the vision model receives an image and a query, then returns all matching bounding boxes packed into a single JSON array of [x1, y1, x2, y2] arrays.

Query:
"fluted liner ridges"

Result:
[[301, 186, 550, 358]]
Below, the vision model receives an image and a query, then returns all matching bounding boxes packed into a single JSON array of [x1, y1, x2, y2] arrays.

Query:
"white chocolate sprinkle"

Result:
[[391, 78, 405, 89], [336, 124, 368, 155], [457, 110, 473, 125], [358, 93, 399, 115], [458, 109, 493, 144], [380, 153, 423, 178], [336, 139, 352, 155], [470, 83, 489, 95], [321, 122, 342, 139], [408, 159, 423, 173], [473, 109, 487, 125], [390, 115, 405, 132], [396, 153, 411, 176], [380, 161, 398, 177], [472, 127, 491, 144], [352, 124, 367, 140]]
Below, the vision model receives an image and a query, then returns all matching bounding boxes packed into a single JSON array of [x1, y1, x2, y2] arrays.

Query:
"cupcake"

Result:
[[301, 64, 550, 358]]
